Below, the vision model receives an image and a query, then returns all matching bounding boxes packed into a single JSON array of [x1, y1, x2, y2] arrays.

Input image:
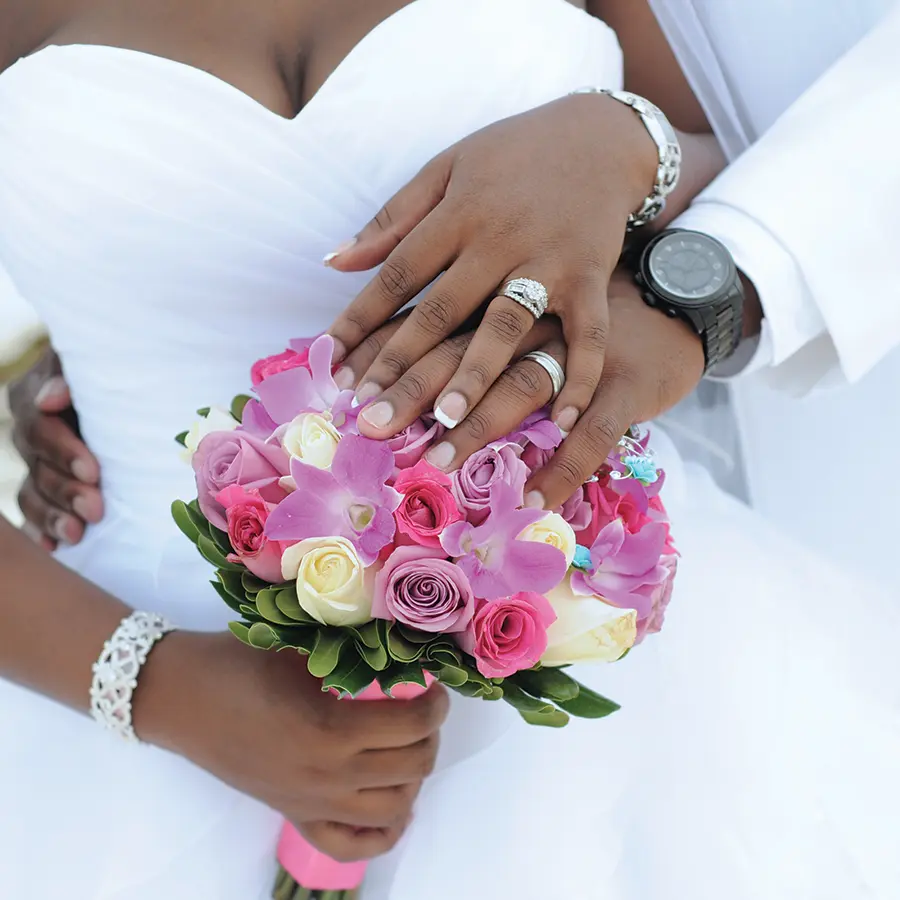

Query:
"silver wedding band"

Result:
[[500, 277, 549, 320], [522, 350, 565, 402]]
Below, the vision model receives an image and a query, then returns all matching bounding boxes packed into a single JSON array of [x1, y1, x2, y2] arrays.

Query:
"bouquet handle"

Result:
[[276, 678, 432, 894]]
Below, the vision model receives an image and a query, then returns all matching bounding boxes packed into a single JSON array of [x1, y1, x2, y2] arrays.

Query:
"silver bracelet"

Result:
[[571, 87, 682, 231], [90, 611, 176, 743]]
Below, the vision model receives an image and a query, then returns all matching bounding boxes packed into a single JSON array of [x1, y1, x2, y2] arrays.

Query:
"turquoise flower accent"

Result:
[[572, 544, 593, 572], [623, 454, 659, 485]]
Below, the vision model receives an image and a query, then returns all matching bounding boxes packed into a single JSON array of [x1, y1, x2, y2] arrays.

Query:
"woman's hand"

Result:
[[350, 269, 704, 510], [326, 92, 662, 433], [8, 348, 103, 548], [138, 630, 449, 863]]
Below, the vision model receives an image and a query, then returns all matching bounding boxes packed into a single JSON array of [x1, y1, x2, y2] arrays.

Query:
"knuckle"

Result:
[[553, 455, 586, 490], [394, 371, 430, 405], [487, 307, 527, 344], [459, 409, 490, 443], [577, 320, 609, 351], [462, 358, 494, 391], [585, 411, 621, 447], [377, 256, 417, 302], [432, 333, 470, 368], [414, 296, 456, 338], [375, 348, 411, 380], [506, 362, 547, 398], [373, 203, 395, 232], [358, 330, 387, 359]]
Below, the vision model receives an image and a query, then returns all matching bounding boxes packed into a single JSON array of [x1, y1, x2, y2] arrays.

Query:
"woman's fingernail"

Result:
[[434, 393, 468, 430], [330, 337, 347, 365], [71, 458, 94, 483], [426, 441, 456, 471], [554, 406, 580, 435], [524, 491, 546, 510], [360, 401, 394, 429], [356, 382, 382, 405], [72, 495, 101, 524], [35, 377, 67, 406], [51, 516, 75, 545], [333, 366, 355, 390], [323, 238, 358, 266]]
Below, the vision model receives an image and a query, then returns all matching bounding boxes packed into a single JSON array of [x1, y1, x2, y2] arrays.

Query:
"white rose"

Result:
[[282, 412, 341, 469], [281, 536, 373, 627], [541, 574, 637, 666], [518, 512, 577, 568], [179, 406, 238, 462]]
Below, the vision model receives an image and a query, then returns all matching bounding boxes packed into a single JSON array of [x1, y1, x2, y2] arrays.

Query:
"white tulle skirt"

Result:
[[1, 428, 898, 900]]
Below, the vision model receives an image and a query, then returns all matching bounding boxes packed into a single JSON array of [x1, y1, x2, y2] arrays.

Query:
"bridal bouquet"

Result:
[[172, 334, 677, 900]]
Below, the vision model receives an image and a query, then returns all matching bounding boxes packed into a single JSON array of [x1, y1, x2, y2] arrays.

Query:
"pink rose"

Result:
[[575, 477, 656, 548], [451, 442, 528, 524], [635, 555, 677, 643], [387, 417, 444, 470], [216, 485, 284, 583], [460, 592, 556, 679], [393, 460, 462, 549], [193, 430, 290, 530], [373, 545, 475, 633], [250, 348, 311, 387]]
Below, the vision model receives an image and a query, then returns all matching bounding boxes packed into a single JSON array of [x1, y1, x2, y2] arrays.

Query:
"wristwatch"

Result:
[[634, 229, 745, 372]]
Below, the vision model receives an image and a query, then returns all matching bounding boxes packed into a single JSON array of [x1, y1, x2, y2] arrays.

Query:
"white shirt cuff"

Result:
[[671, 201, 827, 378]]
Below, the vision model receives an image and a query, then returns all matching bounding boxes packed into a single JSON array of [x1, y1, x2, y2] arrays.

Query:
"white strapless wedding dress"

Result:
[[0, 1, 898, 897]]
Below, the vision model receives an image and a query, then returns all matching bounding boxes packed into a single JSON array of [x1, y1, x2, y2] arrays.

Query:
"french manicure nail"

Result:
[[35, 377, 67, 406], [554, 406, 580, 435], [355, 382, 382, 405], [330, 337, 347, 365], [524, 490, 546, 510], [434, 392, 468, 430], [71, 458, 94, 483], [333, 366, 355, 390], [360, 401, 394, 428], [426, 441, 456, 471], [322, 238, 358, 266], [51, 517, 75, 545]]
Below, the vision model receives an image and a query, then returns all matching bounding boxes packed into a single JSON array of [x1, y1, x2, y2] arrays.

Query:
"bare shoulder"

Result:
[[0, 0, 84, 74]]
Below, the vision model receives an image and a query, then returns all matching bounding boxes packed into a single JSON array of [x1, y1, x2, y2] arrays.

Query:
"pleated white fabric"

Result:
[[0, 1, 897, 897]]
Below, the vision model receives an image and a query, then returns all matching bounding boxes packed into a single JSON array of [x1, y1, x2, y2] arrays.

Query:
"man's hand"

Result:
[[8, 348, 103, 548]]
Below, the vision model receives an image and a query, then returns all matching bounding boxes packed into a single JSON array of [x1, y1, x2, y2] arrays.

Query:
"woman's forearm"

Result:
[[0, 515, 131, 712]]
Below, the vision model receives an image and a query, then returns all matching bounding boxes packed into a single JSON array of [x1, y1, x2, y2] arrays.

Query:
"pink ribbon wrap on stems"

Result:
[[277, 677, 433, 891]]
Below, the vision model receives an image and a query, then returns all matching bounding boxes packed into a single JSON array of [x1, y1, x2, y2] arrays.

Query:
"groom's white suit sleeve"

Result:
[[671, 3, 900, 393]]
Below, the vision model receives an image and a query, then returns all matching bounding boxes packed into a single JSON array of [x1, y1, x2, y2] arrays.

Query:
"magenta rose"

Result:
[[635, 555, 677, 643], [387, 417, 444, 470], [192, 430, 290, 530], [250, 348, 311, 386], [393, 460, 462, 549], [459, 591, 557, 679], [451, 442, 528, 524], [373, 545, 475, 633], [216, 485, 284, 583]]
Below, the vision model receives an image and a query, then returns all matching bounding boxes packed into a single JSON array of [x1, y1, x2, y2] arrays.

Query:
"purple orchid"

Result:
[[239, 398, 279, 439], [509, 410, 565, 451], [255, 334, 343, 425], [440, 481, 567, 601], [265, 434, 401, 565], [571, 517, 670, 618]]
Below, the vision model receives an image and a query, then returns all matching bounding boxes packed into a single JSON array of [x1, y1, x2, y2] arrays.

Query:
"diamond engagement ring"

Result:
[[522, 350, 565, 401], [500, 278, 549, 319]]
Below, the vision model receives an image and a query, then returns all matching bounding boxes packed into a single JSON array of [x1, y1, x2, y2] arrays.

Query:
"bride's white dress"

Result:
[[0, 0, 897, 897]]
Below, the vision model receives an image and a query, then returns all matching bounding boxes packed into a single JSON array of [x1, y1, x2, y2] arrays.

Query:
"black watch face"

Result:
[[647, 232, 733, 305]]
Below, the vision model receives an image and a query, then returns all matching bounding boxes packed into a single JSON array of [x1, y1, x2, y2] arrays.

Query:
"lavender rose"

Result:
[[192, 430, 290, 530], [387, 416, 445, 470], [451, 442, 528, 524], [373, 545, 475, 633]]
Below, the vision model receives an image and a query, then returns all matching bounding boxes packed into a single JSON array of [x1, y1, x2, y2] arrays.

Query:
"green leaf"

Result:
[[355, 639, 390, 672], [433, 663, 468, 688], [210, 579, 245, 615], [387, 628, 427, 664], [197, 533, 242, 571], [395, 623, 436, 645], [230, 394, 252, 422], [500, 682, 571, 727], [228, 621, 253, 647], [307, 630, 349, 678], [513, 667, 581, 703], [519, 707, 570, 728], [217, 569, 248, 605], [377, 664, 429, 697], [247, 622, 280, 650], [448, 681, 486, 699], [239, 604, 265, 622], [208, 524, 233, 555], [556, 683, 621, 720], [424, 641, 464, 669], [174, 431, 189, 448], [352, 620, 384, 650], [268, 625, 319, 655], [274, 588, 319, 624], [196, 407, 211, 417], [249, 589, 296, 626], [322, 651, 377, 698], [171, 500, 201, 544], [241, 572, 269, 597]]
